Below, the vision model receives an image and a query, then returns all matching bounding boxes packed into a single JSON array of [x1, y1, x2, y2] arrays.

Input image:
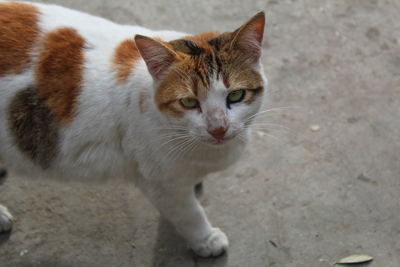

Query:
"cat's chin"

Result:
[[202, 135, 240, 147]]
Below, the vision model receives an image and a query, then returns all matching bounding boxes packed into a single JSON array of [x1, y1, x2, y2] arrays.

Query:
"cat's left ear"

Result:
[[231, 12, 265, 63], [135, 35, 177, 80]]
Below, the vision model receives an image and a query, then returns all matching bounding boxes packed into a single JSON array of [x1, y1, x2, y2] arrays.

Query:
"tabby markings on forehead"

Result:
[[170, 39, 204, 56]]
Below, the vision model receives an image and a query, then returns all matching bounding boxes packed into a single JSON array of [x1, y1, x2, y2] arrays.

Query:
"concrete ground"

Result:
[[1, 0, 399, 266]]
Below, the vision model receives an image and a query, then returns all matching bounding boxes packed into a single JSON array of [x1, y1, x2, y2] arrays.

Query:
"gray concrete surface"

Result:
[[1, 0, 400, 266]]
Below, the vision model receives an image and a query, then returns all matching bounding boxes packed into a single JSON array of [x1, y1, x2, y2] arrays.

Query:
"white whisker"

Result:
[[248, 122, 291, 130], [245, 106, 300, 122], [160, 135, 190, 148]]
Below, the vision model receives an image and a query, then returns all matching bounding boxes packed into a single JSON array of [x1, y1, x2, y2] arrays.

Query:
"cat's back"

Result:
[[0, 1, 133, 177], [0, 1, 184, 179], [0, 1, 185, 97], [0, 1, 141, 90], [1, 1, 150, 43], [0, 1, 147, 127]]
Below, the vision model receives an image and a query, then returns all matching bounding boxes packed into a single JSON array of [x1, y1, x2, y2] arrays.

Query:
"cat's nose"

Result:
[[206, 108, 229, 140], [208, 127, 228, 140]]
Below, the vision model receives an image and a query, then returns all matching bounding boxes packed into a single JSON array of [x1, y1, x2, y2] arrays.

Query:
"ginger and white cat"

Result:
[[0, 1, 267, 257]]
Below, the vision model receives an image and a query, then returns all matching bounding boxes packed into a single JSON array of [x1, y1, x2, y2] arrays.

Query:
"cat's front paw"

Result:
[[0, 205, 13, 232], [191, 228, 229, 257]]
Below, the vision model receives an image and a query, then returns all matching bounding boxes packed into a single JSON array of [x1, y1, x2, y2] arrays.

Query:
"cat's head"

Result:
[[135, 12, 266, 146]]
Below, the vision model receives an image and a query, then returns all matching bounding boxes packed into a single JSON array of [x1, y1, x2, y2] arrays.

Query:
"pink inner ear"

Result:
[[233, 13, 265, 62], [144, 48, 172, 78], [251, 18, 265, 44], [135, 35, 176, 80]]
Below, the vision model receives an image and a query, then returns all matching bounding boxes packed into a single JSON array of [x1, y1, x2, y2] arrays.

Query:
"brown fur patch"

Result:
[[0, 2, 40, 76], [113, 39, 141, 83], [36, 27, 85, 125], [8, 87, 59, 169]]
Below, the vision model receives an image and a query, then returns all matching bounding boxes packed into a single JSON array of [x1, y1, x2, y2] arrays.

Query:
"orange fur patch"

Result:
[[0, 2, 40, 76], [36, 27, 85, 125], [113, 39, 141, 83]]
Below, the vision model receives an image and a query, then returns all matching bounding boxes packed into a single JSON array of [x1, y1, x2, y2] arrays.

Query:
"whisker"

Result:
[[248, 130, 285, 143], [245, 106, 301, 122], [263, 132, 285, 143], [237, 133, 248, 144], [158, 127, 188, 132], [248, 122, 291, 130], [187, 139, 200, 155], [165, 138, 194, 160], [248, 128, 290, 136], [170, 139, 194, 160], [246, 125, 291, 133], [174, 138, 197, 160], [158, 132, 189, 139], [160, 135, 190, 148]]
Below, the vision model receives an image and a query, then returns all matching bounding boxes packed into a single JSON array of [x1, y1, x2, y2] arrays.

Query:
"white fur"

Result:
[[0, 2, 267, 256]]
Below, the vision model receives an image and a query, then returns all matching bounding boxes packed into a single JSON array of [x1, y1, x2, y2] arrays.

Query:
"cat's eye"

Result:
[[227, 89, 245, 105], [180, 98, 199, 109]]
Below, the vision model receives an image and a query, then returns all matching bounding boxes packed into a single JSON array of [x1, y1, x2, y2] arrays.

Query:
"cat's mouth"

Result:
[[205, 134, 235, 145]]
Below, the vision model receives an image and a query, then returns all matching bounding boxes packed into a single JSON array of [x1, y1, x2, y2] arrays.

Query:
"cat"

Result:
[[0, 1, 267, 257]]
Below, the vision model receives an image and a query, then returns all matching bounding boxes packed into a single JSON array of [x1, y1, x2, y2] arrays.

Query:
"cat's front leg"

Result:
[[141, 183, 228, 257]]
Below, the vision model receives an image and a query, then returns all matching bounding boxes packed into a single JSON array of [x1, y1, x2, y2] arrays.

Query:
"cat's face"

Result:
[[136, 12, 266, 145]]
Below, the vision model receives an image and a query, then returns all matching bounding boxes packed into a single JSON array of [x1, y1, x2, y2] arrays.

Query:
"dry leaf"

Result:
[[336, 254, 373, 264]]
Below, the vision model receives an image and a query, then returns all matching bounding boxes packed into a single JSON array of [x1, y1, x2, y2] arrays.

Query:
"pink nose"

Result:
[[208, 127, 228, 140]]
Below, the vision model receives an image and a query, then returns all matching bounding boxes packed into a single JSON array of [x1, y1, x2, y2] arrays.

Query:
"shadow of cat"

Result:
[[0, 230, 11, 247], [0, 169, 7, 185]]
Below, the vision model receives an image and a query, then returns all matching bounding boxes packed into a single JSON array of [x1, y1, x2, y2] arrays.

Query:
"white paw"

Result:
[[0, 205, 13, 232], [191, 228, 229, 257]]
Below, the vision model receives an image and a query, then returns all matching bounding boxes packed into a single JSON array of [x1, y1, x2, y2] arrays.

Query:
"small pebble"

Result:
[[20, 250, 28, 256], [310, 124, 321, 132], [257, 130, 265, 137]]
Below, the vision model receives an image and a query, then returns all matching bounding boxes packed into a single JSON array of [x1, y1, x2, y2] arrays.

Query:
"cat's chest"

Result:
[[159, 144, 244, 179]]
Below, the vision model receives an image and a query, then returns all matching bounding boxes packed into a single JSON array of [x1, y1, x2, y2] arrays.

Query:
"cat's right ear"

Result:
[[135, 35, 177, 80]]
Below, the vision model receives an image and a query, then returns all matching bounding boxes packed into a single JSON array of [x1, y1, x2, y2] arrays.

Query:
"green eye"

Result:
[[180, 98, 199, 109], [227, 89, 245, 104]]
